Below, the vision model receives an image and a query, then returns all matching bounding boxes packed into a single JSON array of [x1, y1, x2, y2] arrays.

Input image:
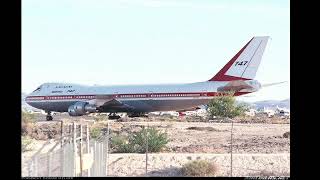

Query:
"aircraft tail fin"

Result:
[[209, 36, 269, 81]]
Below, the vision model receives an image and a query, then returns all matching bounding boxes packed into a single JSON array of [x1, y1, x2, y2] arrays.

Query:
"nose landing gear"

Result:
[[46, 111, 53, 121], [108, 113, 121, 120]]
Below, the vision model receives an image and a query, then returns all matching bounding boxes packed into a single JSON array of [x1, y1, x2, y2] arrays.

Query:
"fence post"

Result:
[[98, 142, 101, 176], [102, 142, 105, 176], [73, 122, 77, 176], [87, 124, 90, 154], [34, 156, 38, 177], [230, 120, 234, 177], [28, 158, 33, 176], [80, 124, 83, 177], [94, 141, 97, 176], [61, 121, 63, 147], [145, 124, 148, 176], [48, 152, 52, 176], [69, 124, 72, 143], [87, 123, 91, 177], [106, 120, 109, 176], [60, 144, 64, 176]]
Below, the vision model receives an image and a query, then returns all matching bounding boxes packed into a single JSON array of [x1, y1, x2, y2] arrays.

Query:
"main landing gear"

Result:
[[108, 113, 121, 120], [128, 112, 148, 118], [46, 111, 53, 121]]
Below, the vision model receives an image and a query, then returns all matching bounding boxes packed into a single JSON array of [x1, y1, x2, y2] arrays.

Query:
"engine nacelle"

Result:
[[68, 102, 97, 116]]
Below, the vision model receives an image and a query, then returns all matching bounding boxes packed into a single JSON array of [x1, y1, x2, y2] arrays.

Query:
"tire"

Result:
[[46, 116, 53, 121]]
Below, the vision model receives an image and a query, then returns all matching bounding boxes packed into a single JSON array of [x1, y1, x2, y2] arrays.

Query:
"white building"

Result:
[[245, 108, 257, 117], [276, 106, 290, 118], [159, 111, 179, 117], [263, 107, 275, 117]]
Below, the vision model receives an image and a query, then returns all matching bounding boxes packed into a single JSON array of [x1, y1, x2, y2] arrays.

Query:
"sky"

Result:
[[22, 0, 290, 102]]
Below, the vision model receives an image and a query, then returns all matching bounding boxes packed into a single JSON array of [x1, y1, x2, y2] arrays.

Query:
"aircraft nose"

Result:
[[25, 96, 31, 105], [25, 96, 29, 102]]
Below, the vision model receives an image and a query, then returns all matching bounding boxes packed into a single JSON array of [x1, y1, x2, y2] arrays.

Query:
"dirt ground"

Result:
[[107, 153, 290, 177], [22, 116, 290, 177], [107, 121, 290, 154]]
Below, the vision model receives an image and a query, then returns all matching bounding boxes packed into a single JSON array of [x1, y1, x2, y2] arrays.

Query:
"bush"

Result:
[[21, 112, 36, 136], [110, 135, 136, 153], [22, 111, 36, 124], [132, 127, 169, 153], [93, 116, 107, 122], [32, 123, 61, 140], [283, 131, 290, 138], [207, 92, 248, 119], [22, 136, 33, 152], [90, 126, 102, 139], [111, 127, 169, 153], [181, 160, 218, 177], [249, 170, 284, 177]]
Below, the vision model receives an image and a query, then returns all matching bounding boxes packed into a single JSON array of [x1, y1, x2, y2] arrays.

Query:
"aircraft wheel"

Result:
[[46, 115, 53, 121]]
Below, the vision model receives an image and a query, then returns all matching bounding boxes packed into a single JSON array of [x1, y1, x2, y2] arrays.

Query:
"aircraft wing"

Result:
[[87, 96, 135, 112]]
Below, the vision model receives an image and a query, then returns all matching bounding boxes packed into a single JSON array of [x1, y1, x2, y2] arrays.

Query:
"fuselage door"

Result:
[[148, 91, 154, 100]]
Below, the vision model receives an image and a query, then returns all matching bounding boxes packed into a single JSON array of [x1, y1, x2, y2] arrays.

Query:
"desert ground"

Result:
[[22, 114, 290, 177]]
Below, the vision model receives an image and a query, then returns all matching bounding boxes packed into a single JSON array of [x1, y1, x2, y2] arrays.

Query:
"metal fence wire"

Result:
[[27, 121, 108, 177], [28, 140, 109, 177], [26, 121, 290, 177]]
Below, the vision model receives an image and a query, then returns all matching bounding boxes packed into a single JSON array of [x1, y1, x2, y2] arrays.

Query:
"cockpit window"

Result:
[[32, 85, 42, 92]]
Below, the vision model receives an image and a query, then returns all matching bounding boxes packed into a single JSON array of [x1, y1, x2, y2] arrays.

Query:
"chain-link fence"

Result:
[[25, 121, 290, 177], [27, 140, 109, 177]]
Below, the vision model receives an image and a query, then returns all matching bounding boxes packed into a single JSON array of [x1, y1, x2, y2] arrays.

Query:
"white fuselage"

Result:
[[25, 36, 269, 117], [25, 80, 259, 113]]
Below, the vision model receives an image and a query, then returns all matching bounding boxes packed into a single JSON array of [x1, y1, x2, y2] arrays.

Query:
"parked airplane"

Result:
[[26, 36, 270, 121]]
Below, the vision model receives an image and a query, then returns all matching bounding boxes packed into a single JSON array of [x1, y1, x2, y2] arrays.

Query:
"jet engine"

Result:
[[68, 102, 97, 116]]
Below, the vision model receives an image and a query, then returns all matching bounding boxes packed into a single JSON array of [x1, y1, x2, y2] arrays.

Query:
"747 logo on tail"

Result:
[[235, 61, 248, 66]]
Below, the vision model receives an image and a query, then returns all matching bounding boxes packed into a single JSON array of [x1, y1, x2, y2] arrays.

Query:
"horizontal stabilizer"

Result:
[[262, 81, 287, 87]]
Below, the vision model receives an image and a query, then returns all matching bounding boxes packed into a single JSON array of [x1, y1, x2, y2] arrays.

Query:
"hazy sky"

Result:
[[22, 0, 290, 102]]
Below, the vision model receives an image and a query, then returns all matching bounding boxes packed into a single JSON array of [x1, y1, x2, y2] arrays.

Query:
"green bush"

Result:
[[208, 92, 248, 119], [22, 136, 33, 152], [181, 160, 218, 177], [110, 135, 136, 153], [90, 125, 104, 139], [111, 127, 169, 153], [132, 127, 169, 153]]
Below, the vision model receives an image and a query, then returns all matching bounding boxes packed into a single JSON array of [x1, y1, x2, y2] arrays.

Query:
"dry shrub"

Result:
[[93, 116, 107, 122], [22, 135, 33, 152], [27, 123, 62, 140], [249, 170, 290, 177], [21, 120, 35, 136], [181, 160, 218, 177], [283, 131, 290, 138], [90, 123, 106, 139], [186, 126, 220, 132], [21, 112, 36, 136]]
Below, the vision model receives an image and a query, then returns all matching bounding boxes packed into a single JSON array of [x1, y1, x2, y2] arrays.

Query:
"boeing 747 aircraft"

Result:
[[26, 36, 272, 120]]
